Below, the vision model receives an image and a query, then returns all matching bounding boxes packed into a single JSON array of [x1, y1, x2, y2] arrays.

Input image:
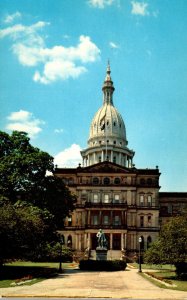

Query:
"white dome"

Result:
[[89, 103, 127, 144], [81, 63, 134, 168]]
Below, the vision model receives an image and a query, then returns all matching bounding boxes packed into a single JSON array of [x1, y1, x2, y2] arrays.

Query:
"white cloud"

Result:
[[4, 11, 22, 24], [6, 110, 45, 138], [0, 20, 100, 84], [131, 1, 149, 16], [109, 41, 119, 49], [54, 144, 82, 168], [88, 0, 114, 9], [54, 128, 64, 134]]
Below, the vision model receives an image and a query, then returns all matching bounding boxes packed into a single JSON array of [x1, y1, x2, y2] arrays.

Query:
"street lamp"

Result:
[[138, 237, 142, 273], [58, 235, 64, 273]]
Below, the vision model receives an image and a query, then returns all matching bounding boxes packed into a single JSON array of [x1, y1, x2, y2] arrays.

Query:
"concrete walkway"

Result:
[[0, 266, 187, 299]]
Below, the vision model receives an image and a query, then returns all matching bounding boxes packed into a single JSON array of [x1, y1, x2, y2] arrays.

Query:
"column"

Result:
[[101, 150, 104, 162], [121, 233, 124, 249], [110, 210, 113, 225], [110, 233, 113, 250], [111, 150, 113, 162], [84, 233, 87, 249], [99, 210, 102, 226], [94, 152, 96, 164], [121, 210, 124, 225], [124, 233, 127, 249], [87, 154, 90, 166], [88, 210, 91, 226], [75, 234, 78, 250], [119, 153, 122, 165], [88, 233, 91, 248]]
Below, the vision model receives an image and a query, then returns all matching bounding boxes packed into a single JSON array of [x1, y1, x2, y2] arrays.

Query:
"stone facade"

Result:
[[54, 63, 187, 258], [55, 162, 160, 255]]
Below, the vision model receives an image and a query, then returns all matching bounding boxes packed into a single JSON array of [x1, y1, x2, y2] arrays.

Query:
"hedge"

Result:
[[79, 260, 127, 271]]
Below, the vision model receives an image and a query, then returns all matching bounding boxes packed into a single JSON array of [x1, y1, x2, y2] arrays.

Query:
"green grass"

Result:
[[139, 269, 187, 291], [130, 263, 175, 270], [0, 261, 78, 288]]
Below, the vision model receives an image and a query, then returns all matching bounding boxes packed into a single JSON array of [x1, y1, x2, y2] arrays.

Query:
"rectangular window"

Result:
[[147, 195, 152, 206], [103, 215, 109, 225], [114, 215, 121, 225], [103, 194, 109, 203], [93, 194, 98, 203], [148, 216, 152, 226], [114, 194, 120, 203], [93, 215, 98, 225], [140, 195, 144, 206], [140, 216, 144, 227]]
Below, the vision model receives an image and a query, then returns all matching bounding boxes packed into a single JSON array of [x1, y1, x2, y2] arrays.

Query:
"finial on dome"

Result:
[[105, 60, 112, 81], [107, 59, 111, 74], [102, 60, 115, 104]]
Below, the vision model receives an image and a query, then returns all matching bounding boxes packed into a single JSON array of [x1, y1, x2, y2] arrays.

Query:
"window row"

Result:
[[139, 178, 158, 186], [139, 215, 152, 227], [92, 193, 121, 203], [93, 177, 121, 185], [139, 194, 153, 206], [92, 214, 122, 226]]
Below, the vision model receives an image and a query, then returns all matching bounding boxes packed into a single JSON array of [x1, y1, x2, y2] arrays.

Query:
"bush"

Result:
[[33, 243, 73, 262], [175, 262, 187, 280], [79, 260, 126, 271]]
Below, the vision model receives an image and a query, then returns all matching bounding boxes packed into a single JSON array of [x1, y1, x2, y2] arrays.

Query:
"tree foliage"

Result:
[[0, 131, 76, 263], [144, 216, 187, 277], [0, 201, 55, 263], [0, 131, 76, 226]]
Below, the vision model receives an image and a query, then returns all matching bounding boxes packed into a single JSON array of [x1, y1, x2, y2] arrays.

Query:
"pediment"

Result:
[[80, 161, 132, 174]]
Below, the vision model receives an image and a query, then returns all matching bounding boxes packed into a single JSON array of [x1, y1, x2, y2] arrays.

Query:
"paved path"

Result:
[[0, 267, 187, 299]]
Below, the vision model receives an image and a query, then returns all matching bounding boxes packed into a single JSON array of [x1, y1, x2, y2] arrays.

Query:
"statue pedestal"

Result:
[[96, 247, 108, 261]]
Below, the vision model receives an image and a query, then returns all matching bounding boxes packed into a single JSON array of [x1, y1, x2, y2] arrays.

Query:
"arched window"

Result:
[[93, 177, 99, 185], [147, 236, 152, 249], [147, 178, 152, 185], [103, 177, 110, 185], [67, 235, 72, 247], [114, 177, 120, 184]]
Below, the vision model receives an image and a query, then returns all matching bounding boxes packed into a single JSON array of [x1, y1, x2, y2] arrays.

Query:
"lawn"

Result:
[[0, 261, 77, 288], [130, 263, 187, 291]]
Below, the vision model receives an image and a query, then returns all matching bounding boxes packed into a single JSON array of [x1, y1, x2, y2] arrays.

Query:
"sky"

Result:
[[0, 0, 187, 192]]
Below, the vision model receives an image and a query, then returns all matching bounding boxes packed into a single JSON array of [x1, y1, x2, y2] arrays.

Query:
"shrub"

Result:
[[79, 260, 126, 271]]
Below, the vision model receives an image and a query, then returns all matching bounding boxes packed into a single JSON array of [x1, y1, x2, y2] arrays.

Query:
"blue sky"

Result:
[[0, 0, 187, 191]]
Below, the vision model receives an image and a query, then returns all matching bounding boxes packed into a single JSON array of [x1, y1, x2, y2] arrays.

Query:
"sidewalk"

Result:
[[0, 266, 187, 299]]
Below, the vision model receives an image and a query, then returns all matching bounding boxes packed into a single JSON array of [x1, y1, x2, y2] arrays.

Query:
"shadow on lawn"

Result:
[[0, 265, 58, 281]]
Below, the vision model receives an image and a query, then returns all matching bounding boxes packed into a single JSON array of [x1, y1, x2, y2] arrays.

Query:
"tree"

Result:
[[0, 131, 76, 227], [144, 216, 187, 278], [0, 130, 76, 263], [0, 201, 55, 264]]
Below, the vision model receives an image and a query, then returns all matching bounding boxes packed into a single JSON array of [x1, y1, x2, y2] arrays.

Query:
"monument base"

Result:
[[96, 247, 108, 261]]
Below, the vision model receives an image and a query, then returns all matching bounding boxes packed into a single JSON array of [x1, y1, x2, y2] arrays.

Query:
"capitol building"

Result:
[[55, 63, 187, 259]]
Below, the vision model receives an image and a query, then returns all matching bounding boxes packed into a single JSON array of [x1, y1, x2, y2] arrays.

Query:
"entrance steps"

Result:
[[90, 250, 121, 260]]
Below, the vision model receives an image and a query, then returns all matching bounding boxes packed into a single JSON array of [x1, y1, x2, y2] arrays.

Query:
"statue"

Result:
[[96, 229, 107, 249]]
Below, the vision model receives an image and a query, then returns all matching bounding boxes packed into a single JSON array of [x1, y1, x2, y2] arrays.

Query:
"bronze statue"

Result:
[[96, 229, 107, 248]]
